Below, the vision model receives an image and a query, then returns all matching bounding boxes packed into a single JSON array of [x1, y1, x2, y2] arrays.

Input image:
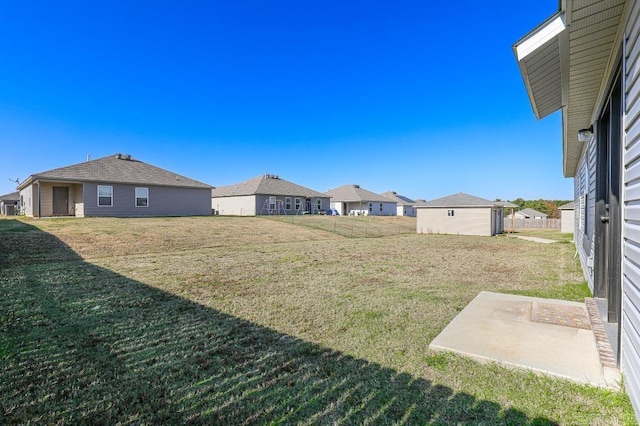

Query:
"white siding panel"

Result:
[[212, 195, 255, 216], [626, 157, 640, 183], [627, 204, 640, 221], [625, 221, 640, 245], [625, 253, 640, 288], [626, 180, 640, 201]]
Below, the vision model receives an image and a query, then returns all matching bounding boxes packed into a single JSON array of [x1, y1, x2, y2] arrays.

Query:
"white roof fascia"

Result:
[[514, 13, 566, 61]]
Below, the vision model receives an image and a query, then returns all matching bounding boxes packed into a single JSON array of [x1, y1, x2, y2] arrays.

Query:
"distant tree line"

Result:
[[495, 198, 572, 219]]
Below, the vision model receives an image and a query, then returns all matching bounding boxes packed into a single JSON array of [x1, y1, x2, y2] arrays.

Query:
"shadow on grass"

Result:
[[0, 220, 555, 424]]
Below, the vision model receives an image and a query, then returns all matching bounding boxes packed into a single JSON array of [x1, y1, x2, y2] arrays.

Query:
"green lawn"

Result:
[[0, 216, 635, 424]]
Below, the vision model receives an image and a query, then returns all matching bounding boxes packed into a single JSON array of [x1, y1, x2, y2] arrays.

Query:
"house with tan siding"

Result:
[[211, 174, 329, 216], [326, 184, 396, 216], [17, 154, 213, 218], [515, 0, 640, 418], [416, 192, 505, 237]]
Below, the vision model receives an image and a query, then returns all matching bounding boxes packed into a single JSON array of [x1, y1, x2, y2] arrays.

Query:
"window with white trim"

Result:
[[295, 197, 301, 210], [135, 187, 149, 207], [379, 203, 383, 212], [316, 199, 322, 211], [285, 197, 291, 210], [98, 185, 113, 206], [369, 203, 373, 212]]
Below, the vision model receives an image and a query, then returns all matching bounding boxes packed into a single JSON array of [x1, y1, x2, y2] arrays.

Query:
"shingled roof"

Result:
[[0, 191, 19, 201], [17, 154, 212, 190], [419, 192, 498, 208], [211, 174, 327, 198], [325, 184, 392, 203], [381, 191, 415, 206], [558, 202, 574, 210], [519, 208, 548, 218]]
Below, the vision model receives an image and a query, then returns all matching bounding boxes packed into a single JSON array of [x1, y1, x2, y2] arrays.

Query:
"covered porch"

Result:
[[29, 181, 84, 218]]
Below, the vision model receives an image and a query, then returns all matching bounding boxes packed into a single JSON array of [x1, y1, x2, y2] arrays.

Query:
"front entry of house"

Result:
[[53, 186, 69, 216], [594, 70, 622, 358]]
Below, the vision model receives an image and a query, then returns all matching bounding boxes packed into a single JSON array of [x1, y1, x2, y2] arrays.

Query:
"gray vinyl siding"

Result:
[[82, 183, 211, 217], [417, 207, 492, 236], [575, 138, 597, 292], [624, 3, 640, 417]]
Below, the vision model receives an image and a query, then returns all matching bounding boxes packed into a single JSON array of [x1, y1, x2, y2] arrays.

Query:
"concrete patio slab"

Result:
[[429, 291, 620, 389]]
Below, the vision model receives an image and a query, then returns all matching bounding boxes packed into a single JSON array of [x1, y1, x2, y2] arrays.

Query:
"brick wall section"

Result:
[[585, 298, 618, 368]]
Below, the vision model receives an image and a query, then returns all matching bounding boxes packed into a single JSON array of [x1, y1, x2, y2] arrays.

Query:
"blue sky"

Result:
[[0, 1, 570, 201]]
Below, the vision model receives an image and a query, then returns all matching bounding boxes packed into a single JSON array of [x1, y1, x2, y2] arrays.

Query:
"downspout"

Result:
[[36, 180, 41, 218]]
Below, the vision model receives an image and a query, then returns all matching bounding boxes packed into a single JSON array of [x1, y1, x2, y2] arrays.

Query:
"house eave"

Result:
[[513, 12, 568, 121], [515, 0, 628, 178]]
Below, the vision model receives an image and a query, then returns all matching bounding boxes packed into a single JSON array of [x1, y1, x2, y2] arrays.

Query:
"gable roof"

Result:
[[413, 199, 429, 206], [381, 191, 415, 206], [325, 184, 393, 203], [211, 174, 327, 198], [558, 202, 574, 210], [418, 192, 497, 208], [0, 191, 19, 201], [17, 154, 212, 190], [519, 208, 548, 218]]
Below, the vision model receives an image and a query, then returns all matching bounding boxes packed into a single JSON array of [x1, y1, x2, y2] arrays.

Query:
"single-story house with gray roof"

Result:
[[507, 207, 548, 220], [0, 191, 20, 215], [17, 153, 213, 218], [326, 184, 396, 216], [416, 192, 505, 236], [381, 191, 416, 217], [211, 174, 329, 216]]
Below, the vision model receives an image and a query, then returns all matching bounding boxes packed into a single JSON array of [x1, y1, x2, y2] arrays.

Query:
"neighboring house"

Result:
[[211, 174, 329, 216], [0, 191, 19, 215], [415, 192, 505, 237], [17, 154, 213, 218], [515, 0, 640, 417], [507, 208, 548, 220], [326, 184, 397, 216], [558, 202, 575, 234], [413, 199, 428, 207], [381, 191, 416, 217]]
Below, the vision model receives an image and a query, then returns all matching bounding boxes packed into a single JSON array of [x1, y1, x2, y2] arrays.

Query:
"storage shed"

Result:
[[416, 192, 505, 236], [558, 202, 574, 234]]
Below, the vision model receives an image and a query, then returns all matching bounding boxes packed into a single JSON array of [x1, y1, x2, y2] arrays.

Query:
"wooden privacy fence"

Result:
[[504, 218, 561, 230]]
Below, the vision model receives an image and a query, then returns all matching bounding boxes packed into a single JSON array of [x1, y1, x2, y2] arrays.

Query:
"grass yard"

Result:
[[0, 216, 635, 424], [263, 214, 416, 238]]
